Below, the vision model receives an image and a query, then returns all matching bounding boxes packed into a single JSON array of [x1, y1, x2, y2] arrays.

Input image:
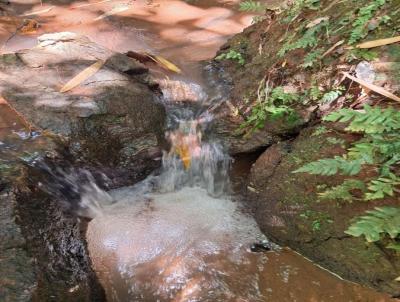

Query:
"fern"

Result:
[[345, 206, 400, 243], [320, 88, 344, 104], [301, 49, 323, 68], [239, 1, 266, 12], [296, 106, 400, 202], [319, 179, 366, 202], [240, 84, 300, 132], [278, 21, 328, 57], [324, 105, 400, 134], [365, 176, 400, 200], [294, 157, 363, 176], [216, 49, 245, 65], [348, 0, 387, 44]]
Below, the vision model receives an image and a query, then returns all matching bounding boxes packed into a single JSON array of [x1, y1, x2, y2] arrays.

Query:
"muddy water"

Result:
[[0, 0, 398, 301]]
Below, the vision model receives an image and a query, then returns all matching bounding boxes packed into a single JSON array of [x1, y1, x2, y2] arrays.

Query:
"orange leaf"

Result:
[[176, 144, 191, 170]]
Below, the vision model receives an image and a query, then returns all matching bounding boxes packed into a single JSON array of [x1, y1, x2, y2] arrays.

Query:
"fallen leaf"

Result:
[[70, 0, 112, 9], [342, 72, 400, 103], [20, 6, 54, 17], [395, 276, 400, 282], [145, 53, 182, 73], [93, 4, 131, 21], [19, 19, 40, 35], [355, 35, 400, 49], [176, 144, 191, 169], [306, 17, 329, 28], [60, 60, 104, 93]]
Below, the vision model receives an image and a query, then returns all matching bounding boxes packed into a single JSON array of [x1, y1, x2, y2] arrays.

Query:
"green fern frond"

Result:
[[365, 176, 400, 200], [345, 206, 400, 242], [319, 179, 366, 202], [323, 106, 400, 134], [278, 21, 328, 57], [348, 0, 387, 44], [294, 157, 362, 176], [239, 1, 266, 12]]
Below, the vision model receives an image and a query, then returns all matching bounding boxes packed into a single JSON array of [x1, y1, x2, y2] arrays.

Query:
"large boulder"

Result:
[[247, 126, 400, 296], [0, 32, 166, 180]]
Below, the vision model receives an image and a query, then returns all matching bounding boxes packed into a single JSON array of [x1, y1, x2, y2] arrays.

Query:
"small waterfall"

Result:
[[158, 112, 230, 196]]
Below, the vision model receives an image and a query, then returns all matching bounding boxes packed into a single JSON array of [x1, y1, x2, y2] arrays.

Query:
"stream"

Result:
[[0, 0, 397, 301]]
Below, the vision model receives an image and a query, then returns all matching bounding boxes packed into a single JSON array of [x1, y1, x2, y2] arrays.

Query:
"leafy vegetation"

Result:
[[348, 0, 387, 44], [295, 106, 400, 201], [239, 81, 300, 132], [215, 49, 245, 65], [295, 106, 400, 248], [239, 0, 266, 13], [345, 207, 400, 250], [278, 20, 329, 57]]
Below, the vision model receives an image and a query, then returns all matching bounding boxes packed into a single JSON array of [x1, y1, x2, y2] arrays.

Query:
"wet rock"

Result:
[[0, 32, 166, 178], [249, 143, 286, 187], [0, 191, 36, 302], [14, 179, 106, 302], [248, 126, 400, 296]]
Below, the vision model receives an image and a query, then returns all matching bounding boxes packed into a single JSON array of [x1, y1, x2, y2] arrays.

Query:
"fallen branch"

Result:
[[342, 72, 400, 103]]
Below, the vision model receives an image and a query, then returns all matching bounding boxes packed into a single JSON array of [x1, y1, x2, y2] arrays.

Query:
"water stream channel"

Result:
[[0, 0, 397, 301]]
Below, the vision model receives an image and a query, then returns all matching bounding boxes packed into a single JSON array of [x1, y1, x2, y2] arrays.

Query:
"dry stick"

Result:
[[342, 72, 400, 103], [322, 40, 344, 58], [0, 96, 36, 132]]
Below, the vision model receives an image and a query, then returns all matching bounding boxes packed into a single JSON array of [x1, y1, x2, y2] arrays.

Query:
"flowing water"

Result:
[[0, 1, 398, 301]]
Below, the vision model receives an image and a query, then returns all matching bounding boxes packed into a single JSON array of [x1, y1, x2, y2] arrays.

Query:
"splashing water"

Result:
[[81, 72, 270, 300], [87, 187, 269, 302], [158, 115, 230, 196]]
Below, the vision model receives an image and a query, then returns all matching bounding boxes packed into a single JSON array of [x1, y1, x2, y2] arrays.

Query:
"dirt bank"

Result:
[[214, 0, 400, 296]]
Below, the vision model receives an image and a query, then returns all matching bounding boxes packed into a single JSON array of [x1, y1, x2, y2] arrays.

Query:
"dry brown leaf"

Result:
[[356, 36, 400, 49], [306, 17, 329, 28], [60, 60, 104, 93], [342, 72, 400, 103], [93, 4, 131, 21], [144, 53, 182, 73], [21, 6, 54, 17]]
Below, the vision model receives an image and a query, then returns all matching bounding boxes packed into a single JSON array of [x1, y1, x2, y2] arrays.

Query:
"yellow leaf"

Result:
[[342, 72, 400, 103], [356, 36, 400, 49], [19, 19, 40, 35], [144, 53, 182, 74], [60, 60, 104, 93], [176, 144, 191, 170], [396, 276, 400, 282]]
